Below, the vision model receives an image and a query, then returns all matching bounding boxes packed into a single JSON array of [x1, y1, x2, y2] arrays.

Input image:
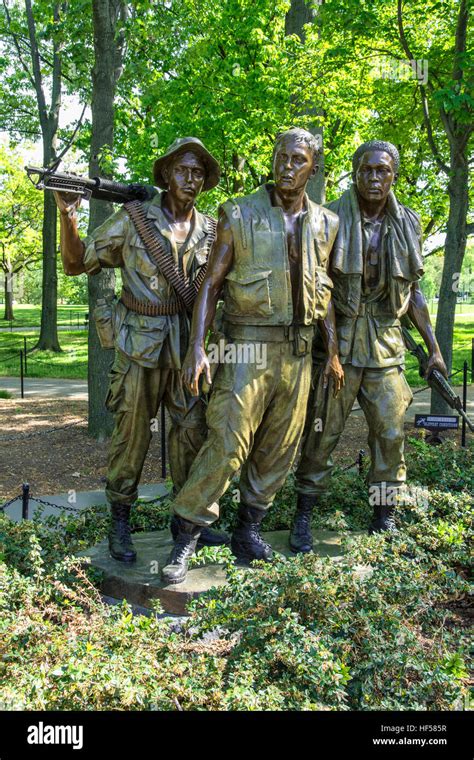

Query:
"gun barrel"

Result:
[[459, 407, 474, 433], [25, 166, 156, 204]]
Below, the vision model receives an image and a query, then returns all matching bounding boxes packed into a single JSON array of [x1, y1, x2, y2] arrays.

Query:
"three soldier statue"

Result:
[[54, 128, 448, 584]]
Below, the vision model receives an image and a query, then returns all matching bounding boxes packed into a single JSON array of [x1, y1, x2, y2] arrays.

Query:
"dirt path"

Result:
[[0, 394, 462, 503], [0, 397, 164, 501]]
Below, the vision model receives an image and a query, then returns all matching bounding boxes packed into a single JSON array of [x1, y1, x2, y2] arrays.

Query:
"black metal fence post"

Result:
[[161, 403, 166, 479], [358, 449, 365, 476], [23, 336, 27, 375], [471, 338, 474, 383], [461, 361, 468, 448], [19, 349, 24, 398], [22, 483, 29, 520]]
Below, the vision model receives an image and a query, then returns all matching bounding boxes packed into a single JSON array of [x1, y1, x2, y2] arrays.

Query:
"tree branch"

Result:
[[397, 0, 450, 174], [55, 102, 87, 162], [24, 0, 49, 134], [2, 1, 35, 89], [48, 3, 63, 140]]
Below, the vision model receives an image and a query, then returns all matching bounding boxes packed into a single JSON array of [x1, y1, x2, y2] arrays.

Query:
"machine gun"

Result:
[[25, 163, 157, 204], [402, 325, 473, 432]]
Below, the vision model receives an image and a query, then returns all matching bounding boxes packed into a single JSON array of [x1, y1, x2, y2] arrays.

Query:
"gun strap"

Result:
[[124, 200, 216, 312]]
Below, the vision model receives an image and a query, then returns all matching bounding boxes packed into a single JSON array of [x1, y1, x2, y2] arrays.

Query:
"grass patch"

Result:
[[0, 305, 472, 385], [0, 389, 12, 398], [404, 317, 473, 387], [0, 330, 88, 380], [0, 304, 88, 328]]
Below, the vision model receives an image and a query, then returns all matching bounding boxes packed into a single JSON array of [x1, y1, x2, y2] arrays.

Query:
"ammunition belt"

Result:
[[120, 289, 184, 316], [124, 201, 217, 312]]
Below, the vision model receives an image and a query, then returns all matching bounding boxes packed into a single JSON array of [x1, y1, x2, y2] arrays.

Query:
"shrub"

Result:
[[0, 438, 471, 710]]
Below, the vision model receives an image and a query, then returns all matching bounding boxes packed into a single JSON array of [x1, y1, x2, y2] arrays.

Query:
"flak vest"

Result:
[[221, 184, 339, 327]]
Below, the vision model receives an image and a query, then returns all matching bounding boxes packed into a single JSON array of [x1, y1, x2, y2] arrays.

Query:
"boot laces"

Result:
[[294, 510, 311, 536], [170, 535, 194, 564], [248, 523, 270, 549], [117, 520, 132, 541], [112, 507, 133, 544]]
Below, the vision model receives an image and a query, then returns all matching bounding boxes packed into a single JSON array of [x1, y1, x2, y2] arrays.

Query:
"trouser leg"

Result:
[[295, 363, 362, 495], [239, 343, 312, 512], [172, 346, 273, 527], [163, 371, 208, 492], [357, 365, 413, 490], [357, 365, 413, 532], [105, 353, 166, 506]]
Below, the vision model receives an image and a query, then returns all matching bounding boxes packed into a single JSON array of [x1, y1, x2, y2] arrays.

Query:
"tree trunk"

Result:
[[431, 144, 469, 414], [285, 0, 325, 204], [87, 0, 126, 439], [35, 181, 61, 351], [3, 274, 14, 321], [25, 0, 62, 353], [232, 153, 246, 194]]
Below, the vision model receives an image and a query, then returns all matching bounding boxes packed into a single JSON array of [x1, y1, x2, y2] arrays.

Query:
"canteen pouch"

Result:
[[93, 297, 116, 349]]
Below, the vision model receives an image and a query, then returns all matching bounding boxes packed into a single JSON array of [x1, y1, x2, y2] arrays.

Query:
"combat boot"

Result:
[[231, 503, 273, 565], [170, 514, 230, 549], [368, 505, 397, 534], [108, 503, 137, 562], [161, 516, 201, 585], [289, 493, 317, 553]]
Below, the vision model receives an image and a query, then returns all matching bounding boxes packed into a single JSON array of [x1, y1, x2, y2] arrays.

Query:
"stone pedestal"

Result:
[[80, 528, 351, 615]]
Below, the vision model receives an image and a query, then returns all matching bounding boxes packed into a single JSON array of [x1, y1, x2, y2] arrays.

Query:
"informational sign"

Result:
[[415, 414, 459, 431]]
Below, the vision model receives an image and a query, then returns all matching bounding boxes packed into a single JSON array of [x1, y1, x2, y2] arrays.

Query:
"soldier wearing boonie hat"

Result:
[[54, 136, 228, 563]]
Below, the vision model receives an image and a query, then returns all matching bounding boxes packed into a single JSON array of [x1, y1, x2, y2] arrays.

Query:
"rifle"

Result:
[[25, 164, 157, 204], [402, 325, 473, 432]]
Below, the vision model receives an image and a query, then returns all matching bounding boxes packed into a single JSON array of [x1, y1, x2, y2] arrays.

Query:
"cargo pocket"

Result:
[[398, 366, 414, 410], [223, 270, 273, 318], [313, 266, 333, 319], [93, 298, 116, 349], [105, 351, 132, 412], [128, 233, 157, 278], [121, 312, 167, 365], [373, 315, 405, 363]]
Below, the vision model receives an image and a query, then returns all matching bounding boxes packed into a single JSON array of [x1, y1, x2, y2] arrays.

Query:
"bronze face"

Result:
[[164, 150, 206, 204], [272, 135, 317, 196], [355, 150, 397, 203]]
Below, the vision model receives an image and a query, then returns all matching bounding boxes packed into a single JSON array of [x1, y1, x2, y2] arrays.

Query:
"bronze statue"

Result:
[[54, 137, 228, 562], [294, 140, 448, 541], [162, 128, 343, 584]]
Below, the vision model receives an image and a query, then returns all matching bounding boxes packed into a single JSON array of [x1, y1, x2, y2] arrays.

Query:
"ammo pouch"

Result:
[[292, 326, 310, 357], [93, 296, 117, 349]]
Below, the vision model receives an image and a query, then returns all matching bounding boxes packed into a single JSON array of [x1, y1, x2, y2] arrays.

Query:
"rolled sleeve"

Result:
[[82, 207, 129, 274]]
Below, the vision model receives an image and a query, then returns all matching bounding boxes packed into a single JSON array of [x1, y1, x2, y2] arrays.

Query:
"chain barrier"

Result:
[[0, 352, 20, 364], [1, 489, 109, 516], [0, 494, 22, 512], [29, 495, 84, 513]]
